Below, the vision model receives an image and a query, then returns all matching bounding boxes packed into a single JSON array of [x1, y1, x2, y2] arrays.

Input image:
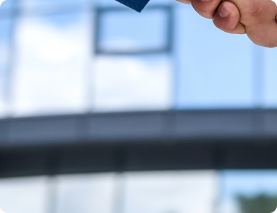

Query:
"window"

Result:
[[123, 171, 217, 213], [95, 6, 172, 54], [55, 173, 115, 213]]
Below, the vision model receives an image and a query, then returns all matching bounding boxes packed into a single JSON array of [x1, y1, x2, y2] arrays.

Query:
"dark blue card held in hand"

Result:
[[115, 0, 150, 12]]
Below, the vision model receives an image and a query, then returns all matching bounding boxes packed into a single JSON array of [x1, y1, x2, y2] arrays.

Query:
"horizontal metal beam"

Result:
[[0, 109, 276, 177]]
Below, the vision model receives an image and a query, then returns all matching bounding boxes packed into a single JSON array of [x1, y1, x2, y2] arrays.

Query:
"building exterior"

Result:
[[0, 0, 277, 213]]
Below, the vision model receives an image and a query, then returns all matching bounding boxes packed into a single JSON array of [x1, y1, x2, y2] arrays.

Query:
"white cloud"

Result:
[[13, 14, 91, 116], [0, 171, 218, 213], [0, 177, 47, 213], [55, 174, 115, 213], [12, 13, 172, 116], [124, 170, 218, 213], [94, 55, 172, 112]]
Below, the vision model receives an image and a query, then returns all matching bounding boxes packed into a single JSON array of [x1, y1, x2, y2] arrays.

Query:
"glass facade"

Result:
[[0, 171, 217, 213], [94, 54, 172, 111], [0, 18, 12, 116], [264, 48, 277, 107], [13, 12, 90, 116], [174, 6, 253, 109], [122, 171, 217, 213], [0, 170, 277, 213], [0, 1, 276, 212], [0, 0, 273, 117], [219, 170, 277, 213], [96, 8, 169, 53]]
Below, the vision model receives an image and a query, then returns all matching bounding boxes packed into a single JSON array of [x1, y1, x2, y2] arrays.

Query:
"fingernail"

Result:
[[219, 6, 230, 17]]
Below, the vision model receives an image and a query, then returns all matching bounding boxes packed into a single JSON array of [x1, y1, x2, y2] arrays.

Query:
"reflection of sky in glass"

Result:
[[0, 19, 12, 115], [13, 13, 91, 116], [264, 48, 277, 107], [98, 9, 167, 52], [56, 174, 114, 213], [174, 5, 253, 109], [124, 171, 217, 213], [0, 0, 275, 116], [219, 170, 277, 213], [21, 0, 88, 10], [94, 54, 172, 112], [0, 176, 47, 213], [0, 171, 217, 213]]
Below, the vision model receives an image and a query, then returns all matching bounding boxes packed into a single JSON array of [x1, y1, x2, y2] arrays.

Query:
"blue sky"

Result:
[[222, 170, 277, 198], [218, 170, 277, 213]]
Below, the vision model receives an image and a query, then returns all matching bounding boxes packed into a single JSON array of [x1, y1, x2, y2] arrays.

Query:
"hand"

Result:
[[177, 0, 277, 47]]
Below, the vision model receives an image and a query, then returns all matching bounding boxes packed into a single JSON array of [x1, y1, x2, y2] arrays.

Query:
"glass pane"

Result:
[[13, 13, 91, 116], [264, 48, 277, 107], [0, 19, 12, 116], [94, 54, 172, 112], [123, 171, 217, 213], [0, 176, 47, 213], [219, 170, 277, 213], [21, 0, 88, 10], [174, 6, 253, 109], [97, 9, 168, 53], [56, 173, 115, 213]]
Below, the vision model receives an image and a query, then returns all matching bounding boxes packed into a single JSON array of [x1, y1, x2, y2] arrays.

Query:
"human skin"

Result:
[[177, 0, 277, 47]]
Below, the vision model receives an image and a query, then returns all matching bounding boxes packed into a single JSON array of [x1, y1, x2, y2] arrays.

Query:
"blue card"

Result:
[[115, 0, 150, 12]]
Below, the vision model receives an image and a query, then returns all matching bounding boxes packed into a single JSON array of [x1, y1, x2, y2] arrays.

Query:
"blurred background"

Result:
[[0, 0, 277, 212]]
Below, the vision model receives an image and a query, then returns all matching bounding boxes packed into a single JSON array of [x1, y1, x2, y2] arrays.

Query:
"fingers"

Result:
[[177, 0, 277, 47], [176, 0, 191, 4], [239, 0, 277, 47], [189, 0, 246, 34], [190, 0, 221, 19], [213, 1, 246, 34], [246, 21, 277, 47]]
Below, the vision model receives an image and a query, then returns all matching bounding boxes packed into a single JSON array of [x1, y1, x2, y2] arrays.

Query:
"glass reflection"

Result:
[[13, 13, 91, 116], [174, 6, 253, 109], [264, 48, 277, 107], [21, 0, 88, 11], [98, 8, 168, 53], [1, 171, 277, 213], [53, 171, 217, 213], [123, 170, 218, 213], [94, 54, 172, 112], [0, 19, 12, 116], [55, 173, 115, 213], [219, 170, 277, 213], [0, 176, 47, 213]]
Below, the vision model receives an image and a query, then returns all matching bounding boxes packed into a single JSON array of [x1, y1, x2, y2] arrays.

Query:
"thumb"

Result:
[[213, 1, 246, 34]]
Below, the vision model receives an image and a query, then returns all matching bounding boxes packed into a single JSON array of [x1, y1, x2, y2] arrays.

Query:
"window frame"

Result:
[[94, 5, 174, 55]]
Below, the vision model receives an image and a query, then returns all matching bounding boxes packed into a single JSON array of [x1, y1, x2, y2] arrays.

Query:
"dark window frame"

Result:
[[94, 5, 174, 55]]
